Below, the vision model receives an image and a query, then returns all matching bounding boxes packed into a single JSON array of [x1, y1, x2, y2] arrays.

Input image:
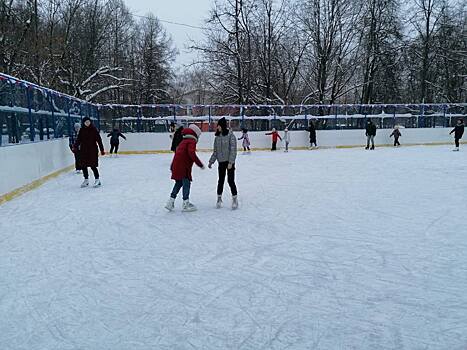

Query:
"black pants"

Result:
[[110, 143, 119, 154], [243, 146, 250, 151], [271, 141, 277, 151], [83, 167, 99, 179], [217, 162, 238, 196], [455, 138, 460, 147], [394, 137, 400, 146], [74, 152, 81, 171]]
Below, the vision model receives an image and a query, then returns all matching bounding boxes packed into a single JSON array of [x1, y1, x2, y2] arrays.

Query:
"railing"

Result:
[[1, 73, 466, 146]]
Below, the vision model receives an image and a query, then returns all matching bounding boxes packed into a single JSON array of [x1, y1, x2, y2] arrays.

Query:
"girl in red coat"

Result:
[[266, 128, 282, 151], [73, 117, 105, 188], [165, 124, 205, 212]]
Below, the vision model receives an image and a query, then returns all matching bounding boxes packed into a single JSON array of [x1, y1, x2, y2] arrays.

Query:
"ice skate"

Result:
[[165, 197, 175, 211], [453, 147, 460, 151], [80, 179, 89, 188], [75, 170, 82, 174], [93, 179, 102, 187], [216, 195, 223, 209], [182, 200, 197, 212], [232, 196, 238, 210]]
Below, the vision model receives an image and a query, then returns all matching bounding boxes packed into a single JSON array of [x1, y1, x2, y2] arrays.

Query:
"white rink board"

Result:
[[102, 127, 456, 151]]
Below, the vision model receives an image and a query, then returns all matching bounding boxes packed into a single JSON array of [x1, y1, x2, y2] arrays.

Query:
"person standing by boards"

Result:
[[107, 128, 126, 156], [266, 128, 282, 151], [390, 126, 401, 147], [308, 121, 317, 149], [73, 117, 105, 188], [450, 118, 464, 151], [69, 122, 82, 173]]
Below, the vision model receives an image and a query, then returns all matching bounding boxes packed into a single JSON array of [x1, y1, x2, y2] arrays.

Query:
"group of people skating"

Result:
[[68, 116, 464, 207], [69, 118, 126, 188], [166, 117, 238, 212]]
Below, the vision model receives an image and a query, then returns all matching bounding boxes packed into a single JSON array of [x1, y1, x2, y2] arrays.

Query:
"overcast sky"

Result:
[[124, 0, 213, 69]]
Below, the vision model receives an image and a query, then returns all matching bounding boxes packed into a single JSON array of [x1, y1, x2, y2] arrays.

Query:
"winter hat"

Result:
[[189, 124, 202, 138], [284, 128, 289, 132], [74, 123, 81, 131], [218, 117, 228, 130], [82, 116, 91, 125]]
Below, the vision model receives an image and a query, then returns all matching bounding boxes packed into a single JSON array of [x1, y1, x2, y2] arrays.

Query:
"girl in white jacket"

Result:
[[283, 128, 291, 152]]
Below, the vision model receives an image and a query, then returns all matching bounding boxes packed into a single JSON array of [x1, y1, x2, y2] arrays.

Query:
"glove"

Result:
[[208, 163, 213, 169], [101, 151, 105, 156], [227, 163, 233, 170], [201, 165, 206, 170]]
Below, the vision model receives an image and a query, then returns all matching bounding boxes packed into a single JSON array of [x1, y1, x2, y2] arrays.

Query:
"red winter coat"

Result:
[[171, 128, 204, 181], [73, 124, 104, 168], [266, 131, 282, 142]]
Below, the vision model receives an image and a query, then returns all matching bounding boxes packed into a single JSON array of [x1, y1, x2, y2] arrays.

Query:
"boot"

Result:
[[80, 179, 89, 188], [165, 197, 175, 211], [93, 179, 102, 187], [365, 146, 369, 150], [216, 195, 223, 209], [232, 195, 239, 210], [183, 200, 197, 212]]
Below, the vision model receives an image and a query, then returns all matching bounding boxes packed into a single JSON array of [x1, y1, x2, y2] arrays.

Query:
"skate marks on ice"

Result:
[[1, 147, 467, 349]]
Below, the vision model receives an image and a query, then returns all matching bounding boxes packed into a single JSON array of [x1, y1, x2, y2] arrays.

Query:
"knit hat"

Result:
[[74, 123, 81, 131], [189, 124, 202, 138], [218, 117, 228, 131]]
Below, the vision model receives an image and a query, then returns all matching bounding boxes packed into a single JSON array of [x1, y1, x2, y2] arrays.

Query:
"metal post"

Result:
[[26, 86, 34, 141], [334, 105, 338, 130], [50, 94, 57, 138], [208, 106, 212, 132], [97, 105, 101, 130]]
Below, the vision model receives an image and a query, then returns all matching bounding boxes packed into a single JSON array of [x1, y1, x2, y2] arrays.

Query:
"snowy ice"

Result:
[[1, 146, 467, 349]]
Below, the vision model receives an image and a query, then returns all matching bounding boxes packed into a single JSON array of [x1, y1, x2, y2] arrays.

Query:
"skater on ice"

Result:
[[107, 128, 126, 156], [283, 128, 291, 152], [390, 126, 401, 147], [69, 122, 82, 173], [238, 128, 251, 153], [450, 118, 464, 151], [170, 122, 184, 152], [165, 124, 205, 212], [308, 120, 317, 149], [266, 128, 282, 151], [365, 120, 377, 150], [73, 117, 105, 188], [208, 117, 239, 210]]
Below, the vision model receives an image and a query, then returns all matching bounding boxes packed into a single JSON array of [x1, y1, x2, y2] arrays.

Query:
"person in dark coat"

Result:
[[308, 121, 317, 148], [365, 120, 377, 150], [69, 123, 82, 172], [390, 126, 401, 147], [73, 117, 105, 188], [450, 118, 465, 151], [165, 124, 205, 212], [170, 124, 184, 152], [107, 128, 126, 156]]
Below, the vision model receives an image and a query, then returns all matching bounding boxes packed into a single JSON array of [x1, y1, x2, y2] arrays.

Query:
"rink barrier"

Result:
[[0, 165, 74, 205]]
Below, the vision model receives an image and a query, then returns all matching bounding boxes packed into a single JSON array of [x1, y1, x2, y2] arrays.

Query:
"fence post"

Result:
[[208, 106, 212, 132], [51, 94, 57, 138], [240, 106, 244, 129], [97, 105, 101, 130], [137, 107, 142, 132], [26, 86, 34, 141], [334, 105, 338, 130]]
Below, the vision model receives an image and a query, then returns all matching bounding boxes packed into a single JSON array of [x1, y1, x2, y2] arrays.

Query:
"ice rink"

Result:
[[1, 146, 467, 349]]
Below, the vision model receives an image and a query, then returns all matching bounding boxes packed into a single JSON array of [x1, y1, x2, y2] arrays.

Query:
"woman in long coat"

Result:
[[73, 117, 105, 187]]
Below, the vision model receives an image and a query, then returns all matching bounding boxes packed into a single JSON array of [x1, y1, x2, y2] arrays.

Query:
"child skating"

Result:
[[69, 122, 82, 173], [283, 128, 291, 152], [238, 128, 251, 153], [73, 117, 105, 188], [107, 128, 126, 156], [308, 121, 317, 149], [208, 117, 239, 210], [165, 124, 205, 212], [450, 118, 464, 151], [266, 128, 282, 151], [390, 126, 401, 147]]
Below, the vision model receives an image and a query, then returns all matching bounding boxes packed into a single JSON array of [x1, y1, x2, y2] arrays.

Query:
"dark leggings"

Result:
[[74, 152, 81, 171], [217, 162, 238, 196], [455, 138, 460, 148], [110, 143, 119, 154], [271, 141, 277, 151], [243, 146, 250, 151], [394, 137, 400, 146], [83, 167, 99, 179]]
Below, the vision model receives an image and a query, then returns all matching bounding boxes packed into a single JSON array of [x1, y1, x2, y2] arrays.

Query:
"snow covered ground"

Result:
[[1, 146, 467, 349]]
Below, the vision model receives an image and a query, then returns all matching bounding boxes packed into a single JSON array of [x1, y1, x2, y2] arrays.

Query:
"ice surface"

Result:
[[1, 146, 467, 349]]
